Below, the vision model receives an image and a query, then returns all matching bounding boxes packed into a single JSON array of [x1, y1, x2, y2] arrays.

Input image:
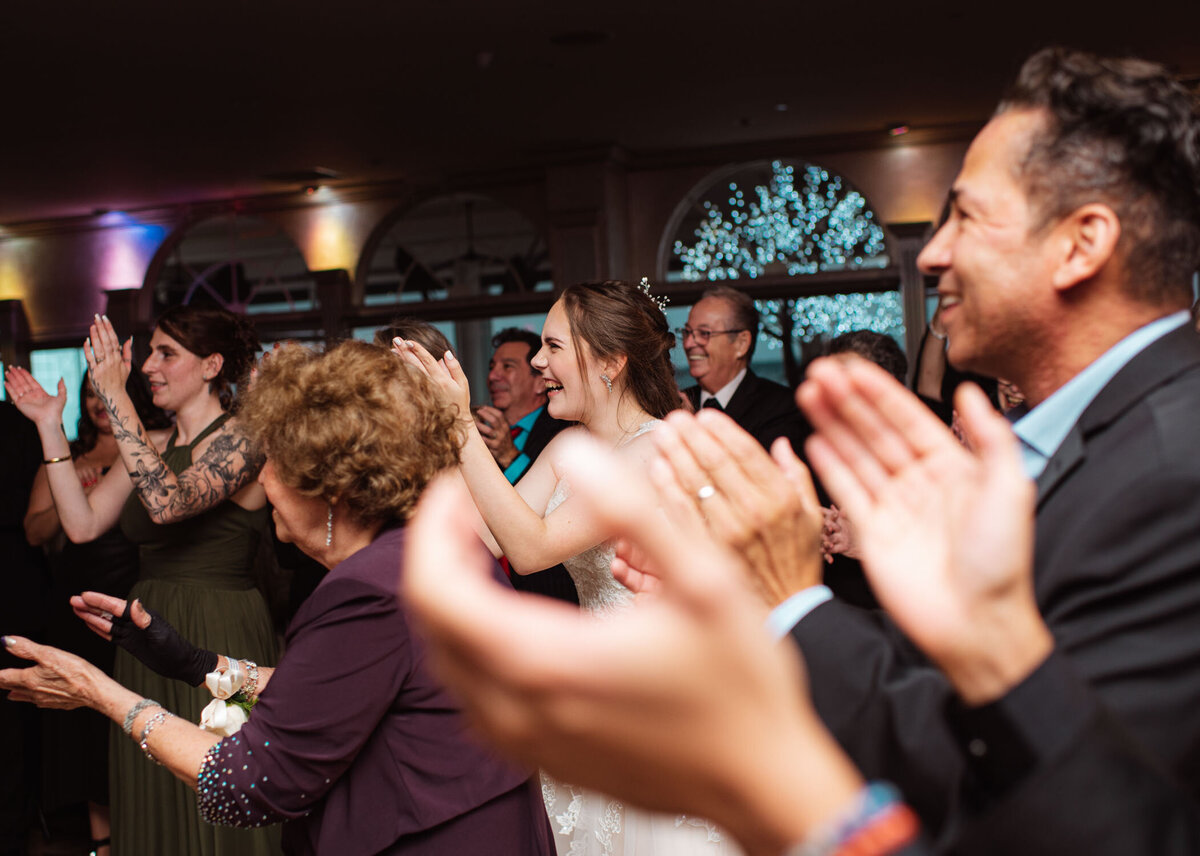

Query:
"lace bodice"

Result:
[[542, 420, 659, 617]]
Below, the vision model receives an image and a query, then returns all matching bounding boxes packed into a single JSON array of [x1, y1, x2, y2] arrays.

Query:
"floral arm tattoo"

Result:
[[101, 388, 264, 523]]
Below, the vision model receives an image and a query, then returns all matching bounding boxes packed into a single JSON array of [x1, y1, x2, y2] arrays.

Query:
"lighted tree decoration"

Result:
[[673, 160, 900, 383]]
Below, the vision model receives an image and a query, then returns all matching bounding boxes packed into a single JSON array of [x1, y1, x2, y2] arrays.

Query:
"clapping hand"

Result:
[[649, 409, 825, 607], [798, 356, 1050, 704], [83, 314, 133, 405], [3, 366, 66, 428]]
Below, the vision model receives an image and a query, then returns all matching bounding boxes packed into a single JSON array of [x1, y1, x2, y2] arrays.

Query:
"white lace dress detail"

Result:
[[538, 421, 742, 855]]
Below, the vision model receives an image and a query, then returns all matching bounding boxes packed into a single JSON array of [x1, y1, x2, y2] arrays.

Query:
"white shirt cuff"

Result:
[[766, 585, 833, 640]]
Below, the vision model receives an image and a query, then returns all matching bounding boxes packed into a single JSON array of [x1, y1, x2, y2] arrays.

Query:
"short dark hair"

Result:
[[490, 328, 542, 375], [827, 330, 908, 383], [699, 285, 760, 360], [999, 48, 1200, 304]]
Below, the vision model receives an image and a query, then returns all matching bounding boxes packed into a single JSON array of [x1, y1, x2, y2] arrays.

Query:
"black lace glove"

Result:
[[110, 600, 219, 687]]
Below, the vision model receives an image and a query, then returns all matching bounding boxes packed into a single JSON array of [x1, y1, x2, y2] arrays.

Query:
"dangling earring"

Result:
[[601, 373, 613, 393], [325, 504, 334, 547]]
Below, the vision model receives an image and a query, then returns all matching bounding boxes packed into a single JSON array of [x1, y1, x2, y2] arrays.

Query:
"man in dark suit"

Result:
[[769, 48, 1200, 843], [474, 328, 578, 604], [680, 286, 809, 453]]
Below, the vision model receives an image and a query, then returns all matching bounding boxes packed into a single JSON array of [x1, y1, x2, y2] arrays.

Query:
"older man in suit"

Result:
[[681, 285, 809, 453]]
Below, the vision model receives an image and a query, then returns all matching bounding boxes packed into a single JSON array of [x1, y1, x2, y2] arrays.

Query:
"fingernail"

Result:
[[2, 636, 12, 649], [103, 314, 109, 321], [445, 351, 456, 361]]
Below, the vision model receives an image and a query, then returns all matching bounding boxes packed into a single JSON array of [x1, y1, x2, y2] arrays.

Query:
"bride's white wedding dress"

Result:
[[538, 422, 743, 856]]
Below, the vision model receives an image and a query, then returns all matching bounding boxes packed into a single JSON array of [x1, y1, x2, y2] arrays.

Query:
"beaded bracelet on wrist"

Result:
[[240, 660, 260, 699], [122, 698, 162, 736], [787, 783, 918, 856], [138, 710, 171, 764]]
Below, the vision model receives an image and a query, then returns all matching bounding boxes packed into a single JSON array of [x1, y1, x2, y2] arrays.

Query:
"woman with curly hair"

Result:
[[5, 306, 278, 856], [1, 340, 554, 856]]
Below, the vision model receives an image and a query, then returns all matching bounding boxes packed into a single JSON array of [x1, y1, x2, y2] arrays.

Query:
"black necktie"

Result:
[[702, 398, 723, 411]]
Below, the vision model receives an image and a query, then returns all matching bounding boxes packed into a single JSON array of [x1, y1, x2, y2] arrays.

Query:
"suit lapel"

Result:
[[1035, 324, 1200, 508], [721, 370, 757, 422]]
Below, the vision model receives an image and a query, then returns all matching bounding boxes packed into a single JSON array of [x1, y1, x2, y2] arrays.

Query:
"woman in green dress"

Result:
[[4, 306, 279, 856]]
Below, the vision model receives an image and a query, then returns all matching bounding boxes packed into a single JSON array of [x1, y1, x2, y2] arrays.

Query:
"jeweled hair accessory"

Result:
[[639, 276, 670, 314]]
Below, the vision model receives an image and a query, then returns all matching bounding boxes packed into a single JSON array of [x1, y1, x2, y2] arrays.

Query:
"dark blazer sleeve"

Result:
[[791, 600, 966, 831], [945, 650, 1200, 855], [722, 371, 810, 455]]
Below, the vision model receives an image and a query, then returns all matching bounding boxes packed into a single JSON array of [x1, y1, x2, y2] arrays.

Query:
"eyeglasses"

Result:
[[676, 326, 747, 345]]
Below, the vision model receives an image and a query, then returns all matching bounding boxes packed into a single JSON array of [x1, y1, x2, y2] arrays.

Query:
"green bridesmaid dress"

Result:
[[111, 413, 281, 856]]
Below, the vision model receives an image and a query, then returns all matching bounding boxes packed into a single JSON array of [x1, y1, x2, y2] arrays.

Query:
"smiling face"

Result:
[[487, 341, 546, 422], [531, 300, 598, 423], [917, 109, 1060, 381], [141, 328, 216, 413], [683, 297, 752, 394]]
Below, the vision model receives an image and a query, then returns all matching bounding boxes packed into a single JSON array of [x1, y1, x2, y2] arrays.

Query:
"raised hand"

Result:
[[83, 314, 133, 408], [3, 366, 67, 428], [798, 356, 1050, 704], [393, 338, 472, 421], [651, 409, 825, 607]]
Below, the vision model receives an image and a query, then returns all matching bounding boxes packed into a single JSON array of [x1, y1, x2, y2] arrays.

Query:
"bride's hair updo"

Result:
[[559, 280, 680, 419]]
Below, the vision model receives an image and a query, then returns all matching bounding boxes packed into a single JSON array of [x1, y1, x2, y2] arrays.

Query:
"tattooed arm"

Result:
[[125, 423, 265, 524], [81, 315, 264, 529]]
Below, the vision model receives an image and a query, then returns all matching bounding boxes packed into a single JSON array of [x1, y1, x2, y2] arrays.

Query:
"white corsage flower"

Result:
[[205, 664, 246, 700], [199, 698, 249, 737]]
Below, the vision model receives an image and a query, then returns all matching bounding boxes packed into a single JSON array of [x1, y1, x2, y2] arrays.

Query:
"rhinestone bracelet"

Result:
[[138, 710, 171, 764], [122, 698, 162, 736]]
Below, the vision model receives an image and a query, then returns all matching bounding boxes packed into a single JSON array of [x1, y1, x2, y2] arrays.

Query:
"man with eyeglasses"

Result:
[[679, 285, 809, 453]]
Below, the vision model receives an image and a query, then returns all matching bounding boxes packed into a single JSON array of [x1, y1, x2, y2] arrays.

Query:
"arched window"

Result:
[[153, 214, 316, 318], [359, 193, 551, 309], [666, 159, 902, 384]]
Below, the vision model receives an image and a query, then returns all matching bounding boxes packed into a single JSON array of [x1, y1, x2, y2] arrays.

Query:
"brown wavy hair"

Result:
[[240, 340, 462, 525], [559, 281, 680, 420], [155, 305, 260, 412]]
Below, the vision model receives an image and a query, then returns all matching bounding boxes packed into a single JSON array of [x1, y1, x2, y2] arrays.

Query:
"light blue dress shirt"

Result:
[[767, 310, 1191, 639], [1012, 311, 1189, 479]]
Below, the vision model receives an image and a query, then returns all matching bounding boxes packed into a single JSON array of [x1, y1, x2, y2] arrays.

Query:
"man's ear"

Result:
[[1049, 202, 1121, 293], [734, 329, 753, 362]]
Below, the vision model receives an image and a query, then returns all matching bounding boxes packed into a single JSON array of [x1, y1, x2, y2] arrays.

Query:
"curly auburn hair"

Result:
[[239, 340, 462, 525]]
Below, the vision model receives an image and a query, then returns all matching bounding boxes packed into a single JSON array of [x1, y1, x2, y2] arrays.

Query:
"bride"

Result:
[[398, 280, 743, 855]]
